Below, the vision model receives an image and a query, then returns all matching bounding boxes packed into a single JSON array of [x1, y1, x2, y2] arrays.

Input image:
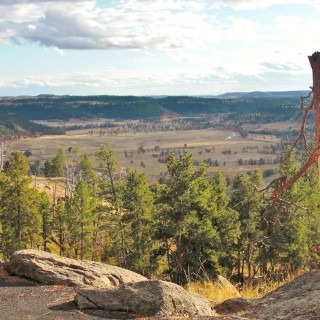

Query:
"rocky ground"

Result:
[[0, 262, 139, 320], [2, 252, 320, 320]]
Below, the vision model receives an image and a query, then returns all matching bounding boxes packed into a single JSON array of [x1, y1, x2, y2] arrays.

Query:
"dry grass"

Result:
[[241, 273, 298, 299], [8, 126, 281, 181], [185, 281, 241, 305], [185, 273, 299, 306]]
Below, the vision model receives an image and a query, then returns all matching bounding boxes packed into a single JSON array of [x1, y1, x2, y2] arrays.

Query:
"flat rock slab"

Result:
[[7, 249, 147, 288], [75, 280, 216, 317]]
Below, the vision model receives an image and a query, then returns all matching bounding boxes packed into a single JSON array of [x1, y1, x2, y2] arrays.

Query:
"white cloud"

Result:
[[0, 67, 234, 93], [224, 17, 260, 42], [217, 0, 319, 10], [0, 0, 88, 4], [0, 0, 220, 50]]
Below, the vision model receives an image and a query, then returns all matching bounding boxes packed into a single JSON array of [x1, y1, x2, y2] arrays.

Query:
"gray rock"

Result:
[[213, 275, 241, 298], [248, 270, 320, 320], [75, 280, 216, 317], [8, 249, 147, 288]]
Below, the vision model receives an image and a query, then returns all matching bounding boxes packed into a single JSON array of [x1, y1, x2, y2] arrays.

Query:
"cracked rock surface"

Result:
[[7, 249, 147, 288], [75, 280, 216, 317]]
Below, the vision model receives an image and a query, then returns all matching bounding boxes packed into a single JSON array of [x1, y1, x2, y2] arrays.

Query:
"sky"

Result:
[[0, 0, 320, 96]]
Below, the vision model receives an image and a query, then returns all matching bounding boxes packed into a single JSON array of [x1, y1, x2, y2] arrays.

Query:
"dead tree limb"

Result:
[[290, 97, 314, 153], [273, 148, 319, 206]]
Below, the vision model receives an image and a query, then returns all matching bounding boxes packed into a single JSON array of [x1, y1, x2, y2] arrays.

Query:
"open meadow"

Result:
[[7, 122, 283, 182]]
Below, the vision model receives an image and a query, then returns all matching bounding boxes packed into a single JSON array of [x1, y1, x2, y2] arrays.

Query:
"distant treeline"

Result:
[[0, 95, 302, 121]]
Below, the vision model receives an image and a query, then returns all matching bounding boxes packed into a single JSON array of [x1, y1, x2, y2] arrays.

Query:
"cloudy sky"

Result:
[[0, 0, 319, 96]]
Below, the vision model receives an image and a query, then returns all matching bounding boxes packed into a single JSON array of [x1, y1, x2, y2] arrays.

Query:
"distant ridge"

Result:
[[0, 93, 305, 130], [216, 90, 310, 99]]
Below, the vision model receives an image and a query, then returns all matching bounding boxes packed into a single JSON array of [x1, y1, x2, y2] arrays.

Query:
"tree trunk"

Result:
[[175, 235, 184, 285], [308, 52, 320, 177]]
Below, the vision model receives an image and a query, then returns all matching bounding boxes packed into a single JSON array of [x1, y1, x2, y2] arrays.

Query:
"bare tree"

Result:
[[270, 52, 320, 204]]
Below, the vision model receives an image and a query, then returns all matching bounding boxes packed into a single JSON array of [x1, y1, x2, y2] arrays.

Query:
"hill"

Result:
[[0, 107, 65, 140], [0, 93, 303, 122], [216, 90, 309, 99]]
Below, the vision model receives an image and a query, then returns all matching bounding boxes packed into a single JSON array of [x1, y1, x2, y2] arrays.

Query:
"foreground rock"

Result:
[[214, 270, 320, 320], [248, 270, 320, 320], [7, 249, 147, 288], [75, 280, 215, 317]]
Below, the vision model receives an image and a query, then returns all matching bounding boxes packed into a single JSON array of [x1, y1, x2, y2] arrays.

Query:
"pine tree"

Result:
[[79, 153, 98, 189], [67, 180, 96, 260], [155, 152, 220, 284], [39, 191, 51, 251], [45, 148, 66, 177], [95, 144, 126, 265], [0, 152, 42, 259], [267, 147, 320, 272], [231, 169, 265, 280], [210, 172, 240, 276], [121, 169, 155, 275], [55, 198, 66, 256]]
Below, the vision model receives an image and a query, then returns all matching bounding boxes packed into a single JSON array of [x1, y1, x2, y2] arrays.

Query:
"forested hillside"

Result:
[[0, 107, 65, 139], [0, 93, 304, 122]]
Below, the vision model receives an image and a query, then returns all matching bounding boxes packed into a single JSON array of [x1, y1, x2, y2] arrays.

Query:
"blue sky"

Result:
[[0, 0, 319, 96]]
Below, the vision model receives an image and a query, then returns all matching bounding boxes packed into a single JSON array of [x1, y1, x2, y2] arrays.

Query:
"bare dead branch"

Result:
[[276, 197, 310, 211], [300, 89, 313, 108], [273, 148, 319, 206], [290, 97, 315, 152], [251, 175, 287, 194]]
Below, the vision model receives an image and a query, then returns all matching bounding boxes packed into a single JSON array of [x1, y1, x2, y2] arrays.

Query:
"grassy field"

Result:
[[7, 121, 282, 182]]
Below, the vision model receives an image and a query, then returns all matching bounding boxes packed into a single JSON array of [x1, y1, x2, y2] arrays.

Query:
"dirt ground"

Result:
[[0, 263, 245, 320], [0, 262, 137, 320]]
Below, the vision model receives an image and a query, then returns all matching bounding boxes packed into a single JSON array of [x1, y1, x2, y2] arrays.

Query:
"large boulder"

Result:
[[248, 270, 320, 320], [75, 280, 215, 317], [7, 249, 147, 288]]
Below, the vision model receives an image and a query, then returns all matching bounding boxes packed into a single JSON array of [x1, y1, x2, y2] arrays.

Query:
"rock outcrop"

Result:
[[214, 270, 320, 320], [248, 270, 320, 320], [7, 249, 147, 288], [75, 280, 215, 317]]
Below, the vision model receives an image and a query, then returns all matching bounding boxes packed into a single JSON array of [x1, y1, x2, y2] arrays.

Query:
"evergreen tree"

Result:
[[79, 153, 98, 189], [95, 144, 126, 265], [121, 169, 155, 275], [39, 191, 51, 251], [267, 147, 320, 273], [155, 152, 219, 284], [210, 172, 240, 276], [67, 180, 96, 259], [0, 152, 42, 258], [54, 198, 67, 256], [231, 169, 265, 280], [45, 148, 66, 177]]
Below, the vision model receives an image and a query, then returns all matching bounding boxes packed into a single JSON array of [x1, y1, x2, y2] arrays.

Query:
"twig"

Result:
[[252, 176, 287, 193]]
